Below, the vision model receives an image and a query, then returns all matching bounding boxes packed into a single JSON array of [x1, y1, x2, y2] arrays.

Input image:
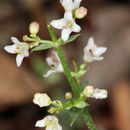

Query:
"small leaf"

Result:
[[79, 70, 87, 77], [71, 72, 76, 77], [32, 43, 54, 52], [80, 81, 89, 92], [66, 106, 72, 110], [74, 101, 88, 108], [60, 34, 80, 45], [69, 107, 83, 126], [30, 41, 40, 48]]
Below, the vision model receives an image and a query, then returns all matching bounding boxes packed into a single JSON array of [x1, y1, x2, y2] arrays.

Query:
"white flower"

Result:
[[44, 51, 64, 77], [83, 37, 107, 63], [35, 115, 62, 130], [51, 11, 81, 41], [33, 93, 52, 107], [83, 86, 107, 99], [60, 0, 82, 12], [4, 37, 29, 67], [92, 88, 107, 99]]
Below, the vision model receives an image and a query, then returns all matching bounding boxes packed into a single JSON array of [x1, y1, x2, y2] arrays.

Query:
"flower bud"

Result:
[[65, 92, 72, 100], [29, 22, 39, 36], [33, 93, 52, 107], [83, 86, 94, 97], [48, 107, 56, 114], [23, 35, 28, 41], [75, 7, 87, 19]]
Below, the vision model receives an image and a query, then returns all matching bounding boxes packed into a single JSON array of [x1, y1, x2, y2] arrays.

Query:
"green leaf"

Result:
[[69, 107, 83, 126], [60, 34, 80, 45], [66, 106, 72, 110], [74, 101, 88, 109], [30, 41, 40, 48], [80, 81, 89, 92], [32, 43, 54, 52], [71, 72, 76, 77], [78, 70, 87, 77]]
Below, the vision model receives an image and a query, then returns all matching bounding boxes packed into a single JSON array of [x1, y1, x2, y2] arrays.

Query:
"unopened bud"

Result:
[[29, 22, 39, 36], [23, 35, 28, 41], [75, 7, 87, 19], [65, 92, 72, 100], [83, 86, 94, 97], [48, 107, 56, 114]]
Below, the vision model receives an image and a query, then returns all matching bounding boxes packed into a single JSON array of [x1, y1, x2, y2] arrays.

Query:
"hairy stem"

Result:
[[72, 60, 81, 91], [56, 45, 79, 97], [47, 25, 96, 130], [83, 109, 96, 130]]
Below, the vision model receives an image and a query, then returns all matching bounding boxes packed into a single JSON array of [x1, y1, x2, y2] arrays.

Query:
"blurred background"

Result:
[[0, 0, 130, 130]]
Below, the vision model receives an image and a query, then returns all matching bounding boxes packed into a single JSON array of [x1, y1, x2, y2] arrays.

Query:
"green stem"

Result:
[[46, 25, 95, 130], [39, 40, 53, 44], [83, 109, 96, 130], [72, 61, 81, 91], [56, 45, 79, 97], [57, 96, 85, 112], [47, 25, 79, 97], [47, 25, 57, 43]]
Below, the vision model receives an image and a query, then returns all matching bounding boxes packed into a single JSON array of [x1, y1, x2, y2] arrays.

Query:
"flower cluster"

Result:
[[83, 37, 107, 63], [4, 22, 40, 67], [4, 37, 29, 67], [33, 93, 62, 130], [35, 115, 62, 130], [44, 51, 64, 77], [4, 0, 108, 130], [51, 0, 87, 41], [83, 86, 107, 99]]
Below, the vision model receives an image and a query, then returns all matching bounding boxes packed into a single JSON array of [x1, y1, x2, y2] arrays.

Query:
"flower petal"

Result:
[[93, 47, 107, 57], [73, 0, 82, 9], [23, 49, 29, 57], [4, 44, 16, 54], [83, 53, 94, 63], [43, 70, 57, 77], [11, 37, 20, 44], [92, 88, 107, 99], [93, 56, 104, 61], [64, 11, 73, 21], [55, 63, 64, 73], [87, 37, 95, 49], [56, 124, 62, 130], [36, 115, 62, 130], [46, 57, 57, 68], [52, 51, 60, 60], [51, 19, 66, 29], [35, 119, 46, 127], [22, 43, 29, 56], [16, 54, 24, 67], [33, 93, 52, 107], [61, 28, 72, 41], [72, 22, 81, 32], [60, 0, 73, 11]]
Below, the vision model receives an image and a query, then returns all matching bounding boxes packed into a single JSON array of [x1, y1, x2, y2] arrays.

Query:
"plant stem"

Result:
[[56, 96, 85, 112], [56, 45, 79, 97], [72, 60, 81, 91], [39, 40, 53, 44], [83, 109, 96, 130], [47, 25, 57, 43], [47, 25, 79, 97], [46, 25, 96, 130]]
